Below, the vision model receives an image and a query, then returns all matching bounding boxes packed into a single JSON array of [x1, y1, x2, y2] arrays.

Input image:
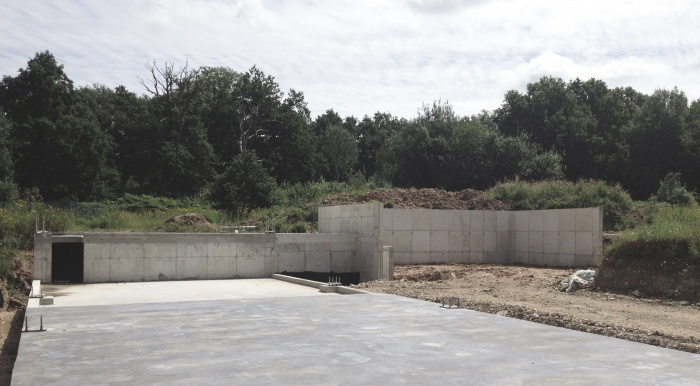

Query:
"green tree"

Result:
[[0, 110, 18, 204], [139, 60, 217, 197], [679, 98, 700, 193], [624, 88, 687, 198], [319, 125, 359, 181], [209, 151, 276, 215], [76, 84, 153, 193], [192, 66, 242, 166], [262, 89, 321, 184], [355, 112, 404, 177], [0, 51, 119, 200], [230, 66, 283, 154]]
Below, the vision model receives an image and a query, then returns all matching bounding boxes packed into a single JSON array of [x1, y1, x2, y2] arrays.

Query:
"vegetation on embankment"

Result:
[[487, 180, 638, 231], [597, 205, 700, 300]]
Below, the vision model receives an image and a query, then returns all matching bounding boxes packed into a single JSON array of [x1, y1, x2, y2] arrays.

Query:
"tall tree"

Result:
[[230, 66, 283, 154], [262, 89, 321, 184], [139, 60, 217, 196], [355, 112, 403, 177], [319, 124, 359, 181], [624, 88, 688, 198], [0, 110, 18, 204], [0, 51, 118, 200], [76, 84, 152, 193]]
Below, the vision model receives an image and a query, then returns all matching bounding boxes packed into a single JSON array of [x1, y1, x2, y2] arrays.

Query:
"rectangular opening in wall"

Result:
[[52, 241, 84, 283]]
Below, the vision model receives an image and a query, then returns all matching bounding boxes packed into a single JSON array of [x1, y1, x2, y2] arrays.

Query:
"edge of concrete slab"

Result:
[[271, 274, 368, 294]]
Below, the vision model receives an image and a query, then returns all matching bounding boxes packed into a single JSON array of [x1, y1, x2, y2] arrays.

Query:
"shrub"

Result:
[[290, 222, 308, 233], [488, 180, 634, 230], [649, 172, 697, 207]]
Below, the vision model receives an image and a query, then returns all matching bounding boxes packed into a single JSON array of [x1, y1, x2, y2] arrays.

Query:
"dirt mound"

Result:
[[321, 188, 510, 210], [597, 256, 700, 302], [162, 213, 217, 232]]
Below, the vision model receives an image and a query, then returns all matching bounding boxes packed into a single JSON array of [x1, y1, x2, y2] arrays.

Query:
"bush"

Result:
[[290, 222, 308, 233], [649, 172, 697, 206], [488, 180, 634, 230], [0, 243, 16, 280]]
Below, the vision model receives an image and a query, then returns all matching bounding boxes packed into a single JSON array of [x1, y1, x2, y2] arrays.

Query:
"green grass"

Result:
[[605, 205, 700, 262], [0, 199, 70, 249]]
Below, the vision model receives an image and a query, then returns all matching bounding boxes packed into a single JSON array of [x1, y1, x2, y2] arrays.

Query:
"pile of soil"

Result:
[[162, 213, 218, 232], [321, 188, 511, 210], [597, 255, 700, 302], [358, 264, 700, 354]]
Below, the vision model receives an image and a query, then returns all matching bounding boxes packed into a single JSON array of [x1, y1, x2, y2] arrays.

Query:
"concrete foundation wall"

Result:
[[275, 233, 358, 273], [33, 205, 601, 284], [318, 202, 391, 282], [34, 232, 359, 283], [382, 208, 602, 267]]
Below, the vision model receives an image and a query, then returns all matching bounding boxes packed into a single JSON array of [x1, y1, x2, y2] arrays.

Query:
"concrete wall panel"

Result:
[[431, 211, 449, 231], [448, 210, 463, 231], [144, 257, 177, 280], [470, 211, 484, 231], [559, 232, 576, 255], [412, 231, 431, 253], [206, 256, 236, 278], [177, 256, 207, 279], [528, 232, 544, 253], [331, 251, 355, 272], [237, 256, 264, 278], [430, 231, 449, 252], [277, 251, 303, 272], [392, 210, 412, 231], [528, 211, 544, 231], [412, 209, 431, 231], [484, 211, 497, 232]]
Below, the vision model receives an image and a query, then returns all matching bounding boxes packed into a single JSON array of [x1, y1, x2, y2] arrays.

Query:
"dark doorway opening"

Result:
[[52, 243, 84, 283]]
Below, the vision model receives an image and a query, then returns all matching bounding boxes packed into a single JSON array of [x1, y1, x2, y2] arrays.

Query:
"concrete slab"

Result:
[[14, 280, 700, 385]]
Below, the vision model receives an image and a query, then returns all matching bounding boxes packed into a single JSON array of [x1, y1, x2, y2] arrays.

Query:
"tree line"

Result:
[[1, 51, 699, 212]]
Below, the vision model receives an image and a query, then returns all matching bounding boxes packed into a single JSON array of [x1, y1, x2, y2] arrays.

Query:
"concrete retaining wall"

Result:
[[34, 232, 359, 283], [382, 208, 603, 266], [33, 205, 602, 284]]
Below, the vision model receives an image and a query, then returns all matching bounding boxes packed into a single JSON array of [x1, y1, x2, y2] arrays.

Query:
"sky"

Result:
[[1, 0, 699, 119]]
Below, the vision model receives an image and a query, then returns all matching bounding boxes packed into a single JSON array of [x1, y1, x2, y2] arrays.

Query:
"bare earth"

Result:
[[357, 264, 700, 354]]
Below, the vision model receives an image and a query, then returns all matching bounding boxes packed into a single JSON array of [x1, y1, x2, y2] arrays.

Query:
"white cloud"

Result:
[[1, 0, 699, 119]]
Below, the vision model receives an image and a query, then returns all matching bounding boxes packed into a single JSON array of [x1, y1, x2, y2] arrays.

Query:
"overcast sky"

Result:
[[1, 0, 699, 119]]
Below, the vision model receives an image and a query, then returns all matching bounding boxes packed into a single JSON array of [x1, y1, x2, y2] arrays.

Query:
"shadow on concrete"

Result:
[[0, 307, 26, 386]]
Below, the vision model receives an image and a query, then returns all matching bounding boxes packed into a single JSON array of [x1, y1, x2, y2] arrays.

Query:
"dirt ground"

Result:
[[0, 253, 31, 386], [357, 264, 700, 354]]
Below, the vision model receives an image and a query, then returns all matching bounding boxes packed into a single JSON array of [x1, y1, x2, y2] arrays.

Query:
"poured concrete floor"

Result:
[[14, 279, 700, 385]]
